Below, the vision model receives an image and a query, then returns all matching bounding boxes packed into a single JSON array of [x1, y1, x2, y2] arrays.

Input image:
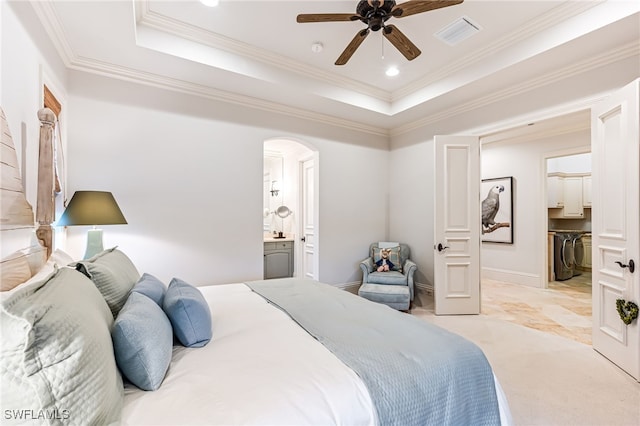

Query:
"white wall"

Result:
[[480, 130, 590, 286], [389, 140, 434, 287], [1, 1, 67, 210], [1, 2, 68, 256], [64, 72, 389, 286], [548, 153, 592, 174]]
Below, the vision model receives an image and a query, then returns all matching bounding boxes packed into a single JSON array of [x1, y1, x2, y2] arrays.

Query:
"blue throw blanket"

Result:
[[246, 278, 501, 426]]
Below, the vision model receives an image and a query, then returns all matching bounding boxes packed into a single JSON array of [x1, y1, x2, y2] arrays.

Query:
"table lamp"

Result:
[[57, 191, 127, 259]]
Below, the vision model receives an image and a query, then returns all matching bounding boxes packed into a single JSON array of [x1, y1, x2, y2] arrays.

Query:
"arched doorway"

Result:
[[263, 138, 318, 280]]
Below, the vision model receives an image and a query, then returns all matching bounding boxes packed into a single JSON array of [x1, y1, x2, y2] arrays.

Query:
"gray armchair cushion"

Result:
[[367, 271, 407, 285]]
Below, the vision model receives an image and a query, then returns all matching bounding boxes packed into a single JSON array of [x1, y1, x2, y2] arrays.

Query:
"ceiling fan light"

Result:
[[199, 0, 219, 7], [385, 66, 399, 77]]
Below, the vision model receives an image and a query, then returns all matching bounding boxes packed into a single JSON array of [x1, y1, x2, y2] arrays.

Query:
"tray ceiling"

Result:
[[28, 0, 640, 135]]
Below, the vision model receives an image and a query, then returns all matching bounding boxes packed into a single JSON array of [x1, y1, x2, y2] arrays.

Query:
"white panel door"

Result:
[[592, 79, 639, 381], [301, 158, 317, 280], [434, 136, 481, 315]]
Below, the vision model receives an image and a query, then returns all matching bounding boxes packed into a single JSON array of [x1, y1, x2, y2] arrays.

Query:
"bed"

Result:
[[1, 248, 511, 425], [0, 107, 511, 425]]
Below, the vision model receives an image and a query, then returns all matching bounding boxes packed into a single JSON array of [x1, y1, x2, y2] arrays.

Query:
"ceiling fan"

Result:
[[297, 0, 464, 65]]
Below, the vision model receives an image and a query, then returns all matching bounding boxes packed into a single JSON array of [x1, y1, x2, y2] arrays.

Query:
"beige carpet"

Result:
[[410, 286, 639, 426]]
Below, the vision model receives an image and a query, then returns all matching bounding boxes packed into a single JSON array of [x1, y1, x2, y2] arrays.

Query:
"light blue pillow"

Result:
[[163, 278, 212, 348], [112, 292, 173, 391], [131, 273, 166, 306]]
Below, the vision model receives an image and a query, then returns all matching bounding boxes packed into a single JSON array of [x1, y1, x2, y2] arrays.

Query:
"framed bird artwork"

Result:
[[481, 176, 514, 244]]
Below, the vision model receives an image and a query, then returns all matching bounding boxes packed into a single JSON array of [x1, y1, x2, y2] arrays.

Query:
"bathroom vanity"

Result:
[[264, 237, 294, 279]]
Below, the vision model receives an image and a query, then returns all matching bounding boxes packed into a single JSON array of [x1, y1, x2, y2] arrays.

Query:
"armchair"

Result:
[[358, 243, 417, 310]]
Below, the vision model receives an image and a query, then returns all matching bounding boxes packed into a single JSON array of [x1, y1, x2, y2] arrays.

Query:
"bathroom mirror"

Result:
[[275, 205, 292, 218], [264, 154, 283, 232]]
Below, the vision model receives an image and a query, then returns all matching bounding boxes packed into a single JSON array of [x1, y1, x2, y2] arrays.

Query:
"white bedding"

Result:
[[122, 283, 512, 425]]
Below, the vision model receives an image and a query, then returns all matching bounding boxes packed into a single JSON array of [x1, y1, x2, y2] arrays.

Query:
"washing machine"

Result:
[[570, 233, 585, 277], [553, 231, 586, 280], [554, 232, 574, 280]]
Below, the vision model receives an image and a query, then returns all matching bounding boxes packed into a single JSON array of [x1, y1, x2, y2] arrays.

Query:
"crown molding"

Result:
[[481, 119, 590, 146], [26, 0, 634, 141], [136, 0, 392, 103], [30, 1, 76, 68], [390, 41, 639, 137], [391, 1, 601, 101], [29, 1, 389, 137], [68, 55, 390, 137]]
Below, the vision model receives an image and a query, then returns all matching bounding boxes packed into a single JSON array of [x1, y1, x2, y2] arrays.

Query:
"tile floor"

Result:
[[415, 271, 593, 345], [481, 272, 592, 345]]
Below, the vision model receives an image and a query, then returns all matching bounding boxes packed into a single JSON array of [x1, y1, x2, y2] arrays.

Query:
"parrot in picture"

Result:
[[482, 185, 504, 228]]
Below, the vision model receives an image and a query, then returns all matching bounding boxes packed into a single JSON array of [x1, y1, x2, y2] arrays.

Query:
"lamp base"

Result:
[[84, 229, 104, 259]]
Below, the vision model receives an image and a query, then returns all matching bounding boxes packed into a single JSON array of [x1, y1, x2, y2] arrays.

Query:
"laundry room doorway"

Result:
[[544, 150, 593, 345], [479, 110, 593, 345]]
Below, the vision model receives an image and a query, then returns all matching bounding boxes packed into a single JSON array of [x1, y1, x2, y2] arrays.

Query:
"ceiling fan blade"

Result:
[[335, 29, 370, 65], [297, 13, 360, 23], [383, 25, 421, 61], [392, 0, 464, 18]]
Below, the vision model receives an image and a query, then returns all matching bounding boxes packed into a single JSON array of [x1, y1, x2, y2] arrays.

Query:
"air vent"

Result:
[[434, 16, 481, 46]]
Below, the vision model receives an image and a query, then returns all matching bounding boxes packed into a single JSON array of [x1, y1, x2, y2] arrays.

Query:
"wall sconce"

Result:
[[57, 191, 127, 259], [270, 181, 280, 197]]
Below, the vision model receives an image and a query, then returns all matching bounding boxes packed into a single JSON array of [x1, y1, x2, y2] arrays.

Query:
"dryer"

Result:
[[553, 232, 574, 280], [570, 233, 585, 276], [552, 231, 586, 280]]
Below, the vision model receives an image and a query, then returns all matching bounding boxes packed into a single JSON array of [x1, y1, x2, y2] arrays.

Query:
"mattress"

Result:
[[122, 283, 512, 425]]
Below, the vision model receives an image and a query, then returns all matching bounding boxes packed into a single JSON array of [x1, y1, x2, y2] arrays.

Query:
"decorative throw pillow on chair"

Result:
[[371, 246, 402, 272]]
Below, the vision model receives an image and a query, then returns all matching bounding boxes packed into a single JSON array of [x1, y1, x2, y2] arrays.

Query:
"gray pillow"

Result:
[[75, 247, 140, 317], [1, 267, 123, 424], [112, 292, 173, 391]]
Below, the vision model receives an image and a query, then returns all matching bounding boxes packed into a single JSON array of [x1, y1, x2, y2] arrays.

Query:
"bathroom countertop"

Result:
[[264, 236, 295, 242]]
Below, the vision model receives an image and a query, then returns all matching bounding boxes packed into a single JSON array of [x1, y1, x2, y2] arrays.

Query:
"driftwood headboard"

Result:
[[0, 106, 57, 257], [0, 107, 35, 229]]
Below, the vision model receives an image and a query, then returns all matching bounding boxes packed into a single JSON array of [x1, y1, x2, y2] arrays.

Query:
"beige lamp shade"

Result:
[[58, 191, 127, 226]]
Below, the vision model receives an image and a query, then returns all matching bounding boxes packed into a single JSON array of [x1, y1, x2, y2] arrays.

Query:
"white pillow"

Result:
[[50, 248, 75, 266]]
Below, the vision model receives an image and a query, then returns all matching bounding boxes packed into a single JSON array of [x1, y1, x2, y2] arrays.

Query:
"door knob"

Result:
[[615, 259, 635, 273], [301, 236, 306, 242], [436, 243, 450, 252]]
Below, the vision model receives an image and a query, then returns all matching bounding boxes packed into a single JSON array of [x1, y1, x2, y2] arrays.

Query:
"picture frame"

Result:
[[481, 176, 513, 244]]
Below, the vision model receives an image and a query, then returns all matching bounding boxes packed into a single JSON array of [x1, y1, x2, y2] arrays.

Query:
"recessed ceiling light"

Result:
[[311, 42, 324, 53], [385, 66, 399, 77], [200, 0, 219, 7]]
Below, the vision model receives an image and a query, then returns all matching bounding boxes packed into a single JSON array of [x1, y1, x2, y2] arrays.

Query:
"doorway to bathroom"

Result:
[[263, 138, 317, 280]]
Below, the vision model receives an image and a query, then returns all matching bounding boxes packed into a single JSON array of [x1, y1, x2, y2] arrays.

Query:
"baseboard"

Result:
[[335, 281, 361, 294], [482, 267, 542, 288], [415, 281, 433, 295]]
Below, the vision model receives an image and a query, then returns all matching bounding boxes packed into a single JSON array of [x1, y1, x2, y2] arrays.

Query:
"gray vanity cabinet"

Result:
[[264, 241, 293, 279]]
